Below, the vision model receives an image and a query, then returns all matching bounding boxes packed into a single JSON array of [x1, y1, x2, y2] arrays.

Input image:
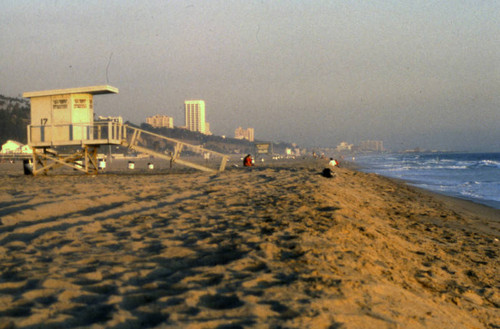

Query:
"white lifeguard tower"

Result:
[[23, 85, 123, 175], [23, 85, 228, 175]]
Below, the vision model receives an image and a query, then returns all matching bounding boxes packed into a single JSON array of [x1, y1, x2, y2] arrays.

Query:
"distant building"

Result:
[[336, 141, 353, 152], [184, 100, 208, 134], [21, 144, 33, 154], [234, 127, 255, 142], [146, 115, 174, 128], [1, 140, 23, 153], [359, 140, 384, 152], [1, 140, 32, 154], [205, 122, 212, 135]]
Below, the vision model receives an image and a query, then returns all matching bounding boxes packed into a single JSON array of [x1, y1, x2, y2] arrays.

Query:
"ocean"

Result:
[[355, 152, 500, 209]]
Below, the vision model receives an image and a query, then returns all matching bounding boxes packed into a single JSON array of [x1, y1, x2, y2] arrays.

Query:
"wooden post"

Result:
[[108, 121, 112, 143], [219, 156, 228, 172]]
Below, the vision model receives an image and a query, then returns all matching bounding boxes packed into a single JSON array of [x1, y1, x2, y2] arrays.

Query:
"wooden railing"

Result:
[[27, 121, 126, 147]]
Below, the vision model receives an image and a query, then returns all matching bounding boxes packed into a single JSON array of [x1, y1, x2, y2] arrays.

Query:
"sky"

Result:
[[1, 0, 499, 151]]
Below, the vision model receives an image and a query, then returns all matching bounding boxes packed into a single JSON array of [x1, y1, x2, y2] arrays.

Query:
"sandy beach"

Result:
[[0, 159, 498, 328]]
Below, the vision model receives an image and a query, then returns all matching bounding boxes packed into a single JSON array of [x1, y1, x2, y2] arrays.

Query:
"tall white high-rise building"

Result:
[[184, 100, 207, 134]]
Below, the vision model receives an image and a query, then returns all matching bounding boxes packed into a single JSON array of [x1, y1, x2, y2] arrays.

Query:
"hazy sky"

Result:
[[1, 0, 499, 151]]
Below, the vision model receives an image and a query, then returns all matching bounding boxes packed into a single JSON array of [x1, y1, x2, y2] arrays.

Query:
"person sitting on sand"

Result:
[[321, 167, 334, 178], [243, 154, 253, 167], [329, 158, 339, 167]]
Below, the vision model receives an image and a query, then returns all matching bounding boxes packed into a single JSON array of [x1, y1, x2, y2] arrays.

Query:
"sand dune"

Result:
[[0, 159, 498, 328]]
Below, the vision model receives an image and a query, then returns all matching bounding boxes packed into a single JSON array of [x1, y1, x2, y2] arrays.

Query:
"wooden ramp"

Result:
[[26, 123, 229, 175], [121, 126, 229, 173]]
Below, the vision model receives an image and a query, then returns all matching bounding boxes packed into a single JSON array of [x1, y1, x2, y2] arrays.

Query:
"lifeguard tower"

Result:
[[23, 85, 123, 175], [23, 85, 228, 175]]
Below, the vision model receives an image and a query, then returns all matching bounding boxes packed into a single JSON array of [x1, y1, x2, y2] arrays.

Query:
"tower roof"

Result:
[[23, 85, 119, 98]]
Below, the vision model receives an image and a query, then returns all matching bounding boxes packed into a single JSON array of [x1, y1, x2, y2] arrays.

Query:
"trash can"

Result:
[[23, 159, 33, 175]]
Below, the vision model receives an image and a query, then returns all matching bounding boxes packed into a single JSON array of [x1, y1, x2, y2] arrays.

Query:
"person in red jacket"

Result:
[[243, 154, 253, 167]]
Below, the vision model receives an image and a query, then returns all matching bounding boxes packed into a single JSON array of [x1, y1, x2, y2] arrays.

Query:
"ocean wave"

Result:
[[476, 160, 500, 168], [357, 152, 500, 209], [380, 164, 468, 171], [459, 190, 500, 203]]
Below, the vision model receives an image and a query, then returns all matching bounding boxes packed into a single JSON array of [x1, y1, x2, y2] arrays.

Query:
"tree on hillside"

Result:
[[0, 95, 30, 145]]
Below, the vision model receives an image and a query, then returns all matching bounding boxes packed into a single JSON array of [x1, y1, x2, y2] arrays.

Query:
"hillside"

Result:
[[138, 123, 293, 155], [0, 95, 30, 145]]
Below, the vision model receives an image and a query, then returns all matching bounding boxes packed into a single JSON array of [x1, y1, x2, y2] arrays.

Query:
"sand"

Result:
[[0, 159, 498, 328]]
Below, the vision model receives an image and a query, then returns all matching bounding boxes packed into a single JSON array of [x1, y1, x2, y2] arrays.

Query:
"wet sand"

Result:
[[0, 159, 498, 328]]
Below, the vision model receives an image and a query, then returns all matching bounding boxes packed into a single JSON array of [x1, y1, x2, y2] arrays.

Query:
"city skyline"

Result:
[[146, 103, 257, 142]]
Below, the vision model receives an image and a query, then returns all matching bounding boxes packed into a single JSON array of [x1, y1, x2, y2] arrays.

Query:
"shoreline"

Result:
[[387, 174, 500, 211], [374, 170, 500, 218], [366, 170, 500, 235], [348, 153, 500, 211]]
